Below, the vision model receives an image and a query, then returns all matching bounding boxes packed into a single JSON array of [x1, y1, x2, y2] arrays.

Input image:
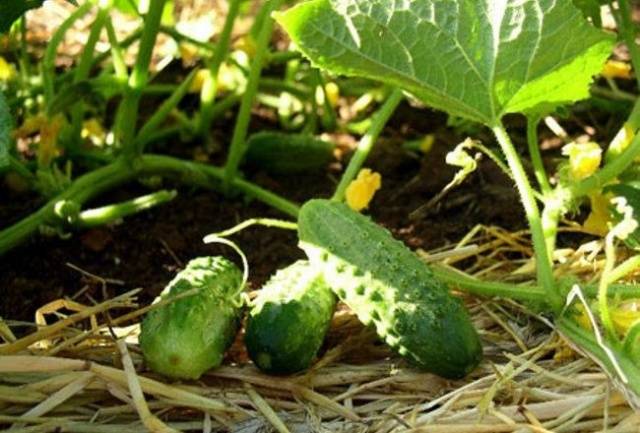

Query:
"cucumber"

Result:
[[245, 260, 337, 374], [244, 131, 335, 174], [140, 256, 243, 380], [298, 199, 482, 379]]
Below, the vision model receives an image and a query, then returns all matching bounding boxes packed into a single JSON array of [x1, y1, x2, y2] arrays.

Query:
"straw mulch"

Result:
[[1, 225, 639, 433]]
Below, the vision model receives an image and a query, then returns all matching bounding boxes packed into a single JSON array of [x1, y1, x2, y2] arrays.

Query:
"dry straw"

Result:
[[1, 225, 639, 432]]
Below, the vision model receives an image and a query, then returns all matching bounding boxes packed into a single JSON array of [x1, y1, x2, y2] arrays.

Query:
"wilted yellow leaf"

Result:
[[583, 193, 612, 236], [39, 115, 66, 167], [346, 168, 382, 212]]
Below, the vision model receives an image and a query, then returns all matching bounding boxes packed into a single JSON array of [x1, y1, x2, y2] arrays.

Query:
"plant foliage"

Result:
[[276, 0, 614, 124]]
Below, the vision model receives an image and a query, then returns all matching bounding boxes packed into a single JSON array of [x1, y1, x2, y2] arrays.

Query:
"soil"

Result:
[[0, 102, 535, 323]]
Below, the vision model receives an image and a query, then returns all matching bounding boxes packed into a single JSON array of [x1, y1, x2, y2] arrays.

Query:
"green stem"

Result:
[[492, 122, 560, 310], [116, 0, 167, 155], [432, 265, 546, 303], [7, 156, 35, 183], [159, 25, 215, 54], [432, 264, 640, 304], [606, 254, 640, 284], [198, 0, 242, 136], [43, 2, 93, 107], [314, 70, 337, 131], [77, 190, 177, 228], [599, 235, 620, 341], [70, 7, 109, 142], [18, 17, 29, 80], [0, 155, 299, 256], [332, 89, 403, 201], [616, 1, 640, 90], [223, 0, 284, 190], [134, 69, 197, 153], [526, 116, 552, 195], [105, 17, 128, 80]]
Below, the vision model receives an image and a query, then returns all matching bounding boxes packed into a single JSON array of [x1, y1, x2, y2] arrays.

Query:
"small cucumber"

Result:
[[140, 256, 243, 380], [245, 260, 337, 374], [298, 199, 482, 379], [244, 131, 335, 174]]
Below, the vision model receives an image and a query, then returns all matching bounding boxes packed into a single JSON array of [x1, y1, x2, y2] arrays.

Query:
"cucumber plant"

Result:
[[277, 0, 640, 405]]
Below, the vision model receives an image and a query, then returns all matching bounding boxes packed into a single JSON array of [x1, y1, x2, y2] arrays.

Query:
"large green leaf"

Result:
[[0, 91, 10, 169], [276, 0, 614, 125]]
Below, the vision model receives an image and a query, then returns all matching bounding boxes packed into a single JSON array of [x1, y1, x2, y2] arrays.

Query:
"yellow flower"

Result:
[[583, 193, 612, 236], [346, 169, 382, 212], [81, 118, 106, 145], [189, 68, 210, 93], [0, 56, 16, 81], [324, 82, 340, 108], [602, 60, 633, 80], [562, 142, 602, 181]]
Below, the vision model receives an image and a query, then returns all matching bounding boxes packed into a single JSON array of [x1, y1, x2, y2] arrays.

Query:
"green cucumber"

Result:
[[140, 256, 243, 380], [298, 199, 482, 379], [245, 260, 337, 374], [244, 131, 335, 174]]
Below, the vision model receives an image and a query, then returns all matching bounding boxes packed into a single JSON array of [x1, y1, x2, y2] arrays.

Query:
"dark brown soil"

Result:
[[1, 105, 530, 322]]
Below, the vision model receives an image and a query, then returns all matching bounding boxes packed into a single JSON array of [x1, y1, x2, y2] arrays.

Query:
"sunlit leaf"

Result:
[[277, 0, 614, 125]]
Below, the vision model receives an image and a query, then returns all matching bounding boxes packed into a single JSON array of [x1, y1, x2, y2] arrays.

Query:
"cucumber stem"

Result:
[[332, 89, 403, 202], [116, 0, 167, 155], [606, 254, 640, 285], [70, 6, 110, 143], [492, 122, 561, 310], [0, 155, 299, 256], [616, 1, 640, 90], [431, 265, 547, 303], [198, 0, 242, 136], [43, 3, 92, 108], [223, 0, 284, 190], [432, 264, 640, 305], [526, 116, 551, 195], [134, 69, 198, 152], [77, 190, 177, 228]]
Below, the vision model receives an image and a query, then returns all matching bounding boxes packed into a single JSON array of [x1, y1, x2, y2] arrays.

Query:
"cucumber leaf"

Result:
[[276, 0, 614, 125], [0, 90, 11, 169]]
